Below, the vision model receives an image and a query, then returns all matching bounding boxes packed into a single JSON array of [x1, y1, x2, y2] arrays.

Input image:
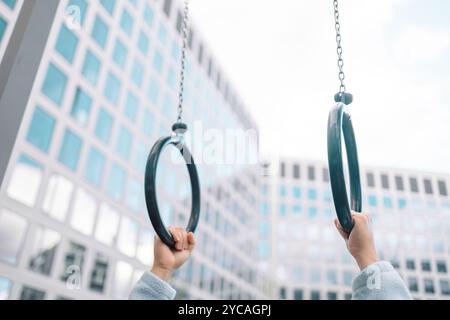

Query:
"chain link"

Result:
[[177, 0, 189, 123], [333, 0, 346, 95]]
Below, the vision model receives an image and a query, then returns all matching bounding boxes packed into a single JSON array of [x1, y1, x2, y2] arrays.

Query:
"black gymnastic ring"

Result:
[[327, 102, 362, 233], [144, 136, 201, 249]]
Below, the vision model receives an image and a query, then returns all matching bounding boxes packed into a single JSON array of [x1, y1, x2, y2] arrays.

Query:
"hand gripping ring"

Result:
[[144, 130, 201, 249], [327, 102, 362, 233]]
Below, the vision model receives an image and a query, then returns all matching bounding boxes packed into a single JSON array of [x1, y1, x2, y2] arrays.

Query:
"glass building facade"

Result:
[[260, 159, 450, 300], [0, 0, 272, 299]]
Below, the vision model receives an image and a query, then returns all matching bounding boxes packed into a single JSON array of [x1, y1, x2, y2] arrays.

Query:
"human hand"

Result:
[[334, 212, 379, 270], [151, 227, 196, 281]]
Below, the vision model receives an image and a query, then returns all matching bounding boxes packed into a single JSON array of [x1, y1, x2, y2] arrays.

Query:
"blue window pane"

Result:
[[0, 277, 11, 299], [0, 17, 6, 42], [260, 203, 269, 216], [171, 41, 180, 62], [82, 50, 101, 85], [130, 60, 144, 87], [55, 24, 78, 63], [2, 0, 16, 10], [259, 221, 269, 237], [84, 147, 105, 186], [91, 16, 109, 48], [279, 186, 286, 197], [398, 198, 407, 209], [124, 91, 139, 121], [157, 23, 167, 45], [68, 0, 87, 26], [368, 194, 377, 207], [167, 67, 176, 89], [259, 241, 269, 258], [112, 39, 127, 69], [323, 208, 333, 217], [58, 129, 82, 171], [383, 197, 393, 209], [126, 178, 141, 211], [137, 31, 150, 55], [26, 106, 56, 153], [42, 63, 68, 106], [293, 187, 301, 198], [279, 204, 287, 217], [100, 0, 115, 15], [293, 205, 302, 215], [140, 109, 153, 137], [308, 188, 317, 200], [104, 72, 121, 105], [129, 0, 138, 7], [120, 9, 134, 36], [153, 50, 164, 73], [107, 163, 125, 200], [116, 126, 132, 159], [147, 79, 159, 104], [133, 142, 147, 173], [143, 4, 154, 26], [308, 207, 318, 218], [70, 87, 92, 127], [94, 108, 113, 144]]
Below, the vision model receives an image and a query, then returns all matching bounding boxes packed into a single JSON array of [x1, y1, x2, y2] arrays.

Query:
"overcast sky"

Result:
[[189, 0, 450, 174]]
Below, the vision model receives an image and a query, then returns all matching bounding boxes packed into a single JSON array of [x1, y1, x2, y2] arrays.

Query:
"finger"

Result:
[[169, 227, 183, 251], [334, 219, 349, 240], [187, 232, 195, 252], [180, 229, 188, 250]]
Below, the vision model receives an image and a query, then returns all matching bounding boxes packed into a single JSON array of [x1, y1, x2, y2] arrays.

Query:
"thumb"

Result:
[[334, 219, 349, 240], [187, 232, 196, 253]]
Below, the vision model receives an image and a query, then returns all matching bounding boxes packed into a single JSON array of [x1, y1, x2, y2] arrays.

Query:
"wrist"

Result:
[[151, 265, 173, 282], [354, 253, 379, 270]]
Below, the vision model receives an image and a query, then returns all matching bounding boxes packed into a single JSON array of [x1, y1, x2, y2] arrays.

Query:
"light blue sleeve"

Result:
[[352, 261, 412, 300], [129, 271, 176, 300]]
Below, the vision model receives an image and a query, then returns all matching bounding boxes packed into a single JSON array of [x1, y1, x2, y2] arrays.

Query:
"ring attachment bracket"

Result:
[[327, 100, 362, 233]]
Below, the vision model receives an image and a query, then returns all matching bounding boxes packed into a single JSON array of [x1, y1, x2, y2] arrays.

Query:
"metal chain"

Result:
[[177, 0, 189, 123], [333, 0, 346, 95]]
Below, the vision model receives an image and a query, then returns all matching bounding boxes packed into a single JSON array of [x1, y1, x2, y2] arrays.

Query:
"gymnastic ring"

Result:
[[144, 131, 201, 249], [327, 102, 362, 233]]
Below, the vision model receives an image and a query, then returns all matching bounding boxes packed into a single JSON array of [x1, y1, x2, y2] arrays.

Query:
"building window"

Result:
[[115, 125, 132, 160], [437, 260, 447, 273], [308, 207, 318, 218], [70, 87, 92, 127], [84, 147, 105, 186], [368, 195, 377, 207], [117, 216, 138, 257], [120, 9, 134, 36], [137, 31, 150, 56], [0, 17, 6, 42], [279, 287, 286, 300], [143, 3, 154, 26], [55, 24, 78, 63], [307, 166, 315, 181], [147, 78, 159, 104], [94, 204, 120, 246], [421, 260, 431, 272], [327, 292, 337, 300], [0, 210, 27, 265], [42, 174, 73, 221], [292, 205, 301, 215], [137, 230, 154, 266], [91, 16, 109, 48], [343, 271, 353, 286], [308, 188, 317, 200], [322, 167, 330, 182], [408, 277, 418, 292], [280, 162, 285, 178], [381, 174, 390, 189], [163, 0, 172, 17], [366, 172, 375, 187], [344, 293, 352, 300], [424, 179, 433, 195], [260, 203, 269, 216], [326, 270, 337, 285], [7, 154, 43, 207], [383, 197, 393, 209], [158, 23, 168, 45], [153, 50, 164, 74], [291, 187, 301, 199], [112, 39, 128, 69], [406, 259, 415, 270], [70, 188, 97, 235], [104, 71, 121, 105], [0, 277, 12, 300], [126, 178, 141, 211], [438, 180, 448, 196], [440, 280, 450, 296], [279, 204, 287, 217], [124, 91, 139, 122], [293, 289, 303, 300], [2, 0, 16, 10], [112, 261, 133, 299], [424, 279, 435, 294], [310, 290, 320, 300], [409, 177, 419, 193], [130, 59, 144, 87], [60, 242, 86, 282], [293, 164, 300, 179], [279, 185, 286, 197], [398, 198, 407, 209], [41, 63, 68, 106], [28, 227, 61, 276], [94, 108, 113, 145], [68, 0, 87, 25], [26, 106, 56, 153], [82, 50, 101, 85], [395, 175, 404, 191], [89, 253, 109, 293], [100, 0, 115, 15], [58, 129, 83, 171], [107, 163, 125, 200], [20, 286, 45, 300]]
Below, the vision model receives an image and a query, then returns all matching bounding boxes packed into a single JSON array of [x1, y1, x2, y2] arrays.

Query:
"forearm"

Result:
[[352, 261, 412, 300], [129, 271, 176, 300]]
